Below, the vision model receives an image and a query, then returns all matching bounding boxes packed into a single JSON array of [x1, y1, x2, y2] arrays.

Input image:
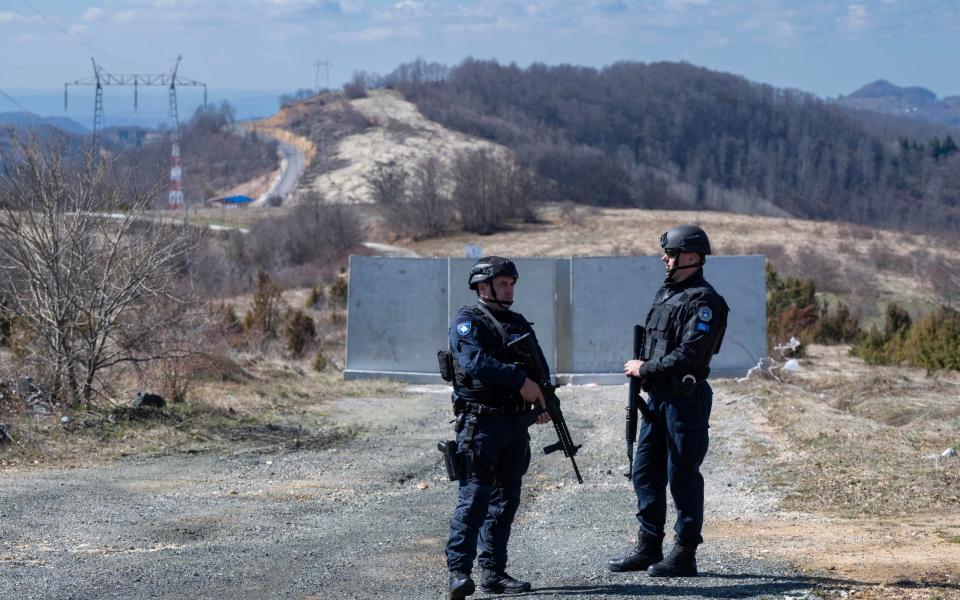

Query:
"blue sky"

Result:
[[2, 0, 959, 114]]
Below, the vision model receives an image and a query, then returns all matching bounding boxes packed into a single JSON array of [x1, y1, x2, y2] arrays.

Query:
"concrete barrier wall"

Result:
[[344, 256, 766, 383], [344, 256, 448, 382]]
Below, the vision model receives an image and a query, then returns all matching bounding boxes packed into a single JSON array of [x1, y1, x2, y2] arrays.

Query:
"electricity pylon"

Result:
[[65, 56, 207, 210]]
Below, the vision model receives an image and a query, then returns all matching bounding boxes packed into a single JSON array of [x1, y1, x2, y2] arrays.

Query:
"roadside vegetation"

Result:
[[0, 137, 380, 468]]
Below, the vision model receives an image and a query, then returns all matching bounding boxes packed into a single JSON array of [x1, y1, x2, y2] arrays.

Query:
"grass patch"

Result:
[[743, 351, 960, 518], [0, 362, 400, 469]]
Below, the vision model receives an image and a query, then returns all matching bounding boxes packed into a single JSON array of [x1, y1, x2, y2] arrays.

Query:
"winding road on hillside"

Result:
[[0, 381, 850, 599], [255, 137, 305, 206]]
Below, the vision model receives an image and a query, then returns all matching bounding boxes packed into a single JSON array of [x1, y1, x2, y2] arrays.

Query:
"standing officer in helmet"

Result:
[[444, 256, 551, 600], [607, 225, 729, 578]]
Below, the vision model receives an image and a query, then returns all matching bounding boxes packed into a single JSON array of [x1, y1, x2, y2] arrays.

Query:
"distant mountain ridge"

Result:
[[838, 79, 960, 128], [0, 111, 88, 134]]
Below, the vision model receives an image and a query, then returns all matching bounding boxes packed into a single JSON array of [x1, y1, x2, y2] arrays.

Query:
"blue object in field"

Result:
[[221, 195, 254, 205]]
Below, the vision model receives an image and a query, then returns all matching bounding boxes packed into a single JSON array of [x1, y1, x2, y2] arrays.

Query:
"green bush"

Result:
[[284, 309, 316, 358], [243, 270, 283, 336], [328, 277, 348, 308], [902, 307, 960, 372], [766, 262, 818, 352], [851, 303, 911, 365], [814, 302, 861, 344]]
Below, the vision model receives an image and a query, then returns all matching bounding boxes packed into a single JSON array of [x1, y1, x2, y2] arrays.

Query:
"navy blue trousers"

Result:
[[631, 382, 712, 545], [445, 413, 531, 573]]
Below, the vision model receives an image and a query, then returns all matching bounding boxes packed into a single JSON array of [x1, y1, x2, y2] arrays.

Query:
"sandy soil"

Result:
[[302, 89, 508, 203]]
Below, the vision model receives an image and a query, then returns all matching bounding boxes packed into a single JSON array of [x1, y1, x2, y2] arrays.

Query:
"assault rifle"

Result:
[[509, 333, 583, 484], [626, 324, 655, 478]]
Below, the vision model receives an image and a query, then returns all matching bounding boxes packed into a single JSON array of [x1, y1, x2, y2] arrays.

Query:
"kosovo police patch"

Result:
[[696, 322, 711, 332], [457, 322, 471, 336], [698, 306, 713, 322]]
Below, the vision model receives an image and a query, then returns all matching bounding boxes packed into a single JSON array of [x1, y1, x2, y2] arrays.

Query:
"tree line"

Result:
[[369, 58, 960, 233]]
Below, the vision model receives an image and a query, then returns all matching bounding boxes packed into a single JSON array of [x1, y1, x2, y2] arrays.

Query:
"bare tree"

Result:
[[451, 148, 534, 234], [0, 140, 198, 406]]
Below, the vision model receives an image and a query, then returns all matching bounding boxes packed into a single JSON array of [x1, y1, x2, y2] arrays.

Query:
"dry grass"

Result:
[[405, 205, 959, 320], [740, 345, 960, 518], [0, 351, 399, 471]]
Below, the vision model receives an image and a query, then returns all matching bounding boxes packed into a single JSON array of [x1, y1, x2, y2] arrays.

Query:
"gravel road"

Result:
[[1, 382, 842, 599]]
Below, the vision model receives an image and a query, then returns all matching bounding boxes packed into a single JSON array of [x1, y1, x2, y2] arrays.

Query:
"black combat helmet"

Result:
[[468, 256, 519, 290], [660, 225, 712, 255]]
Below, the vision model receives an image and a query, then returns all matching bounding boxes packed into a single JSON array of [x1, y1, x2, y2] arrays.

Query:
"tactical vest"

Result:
[[450, 305, 528, 404], [642, 287, 723, 378]]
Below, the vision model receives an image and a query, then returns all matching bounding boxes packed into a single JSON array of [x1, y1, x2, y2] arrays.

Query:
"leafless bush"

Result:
[[370, 157, 453, 240], [452, 149, 535, 234], [866, 241, 913, 275], [0, 139, 199, 406], [790, 247, 846, 294], [343, 73, 368, 99], [365, 161, 408, 207]]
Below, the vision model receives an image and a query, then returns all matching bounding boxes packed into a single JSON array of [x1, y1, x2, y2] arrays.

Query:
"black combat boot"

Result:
[[647, 540, 698, 577], [479, 569, 532, 594], [606, 534, 663, 572], [448, 570, 475, 599]]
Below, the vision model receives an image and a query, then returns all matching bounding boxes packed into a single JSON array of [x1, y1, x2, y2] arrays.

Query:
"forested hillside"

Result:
[[376, 60, 960, 232]]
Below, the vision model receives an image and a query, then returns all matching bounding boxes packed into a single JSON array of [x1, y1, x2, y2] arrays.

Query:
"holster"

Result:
[[438, 440, 464, 481]]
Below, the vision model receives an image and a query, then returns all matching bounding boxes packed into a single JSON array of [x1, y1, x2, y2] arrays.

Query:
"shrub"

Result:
[[218, 303, 243, 335], [243, 270, 283, 336], [814, 303, 862, 344], [312, 350, 328, 372], [284, 309, 316, 358], [901, 307, 960, 372], [329, 277, 348, 308], [766, 262, 818, 352], [851, 303, 911, 365], [305, 286, 325, 309]]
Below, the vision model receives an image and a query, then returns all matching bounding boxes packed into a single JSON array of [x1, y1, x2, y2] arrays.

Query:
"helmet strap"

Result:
[[479, 281, 513, 310], [668, 255, 705, 280]]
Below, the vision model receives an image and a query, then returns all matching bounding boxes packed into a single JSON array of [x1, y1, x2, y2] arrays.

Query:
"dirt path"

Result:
[[1, 381, 955, 599]]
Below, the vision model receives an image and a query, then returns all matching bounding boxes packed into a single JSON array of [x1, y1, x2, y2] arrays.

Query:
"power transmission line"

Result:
[[65, 56, 207, 213], [0, 87, 37, 115], [0, 59, 90, 71], [18, 0, 176, 67]]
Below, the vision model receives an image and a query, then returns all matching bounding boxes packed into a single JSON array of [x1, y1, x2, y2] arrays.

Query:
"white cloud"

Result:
[[269, 25, 309, 40], [112, 10, 138, 23], [0, 11, 24, 24], [329, 24, 421, 42], [589, 0, 627, 12], [13, 33, 35, 43], [340, 0, 365, 14], [837, 3, 869, 34], [69, 23, 89, 36], [393, 0, 425, 14], [81, 7, 104, 22], [665, 0, 709, 9], [775, 19, 793, 37], [446, 17, 524, 35]]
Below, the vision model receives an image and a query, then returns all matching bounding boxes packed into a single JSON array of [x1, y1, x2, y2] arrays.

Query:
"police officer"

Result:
[[607, 225, 729, 578], [444, 256, 551, 599]]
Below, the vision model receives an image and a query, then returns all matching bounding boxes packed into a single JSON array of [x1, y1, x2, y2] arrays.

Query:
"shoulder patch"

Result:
[[456, 321, 472, 336], [698, 306, 713, 322], [696, 321, 711, 332]]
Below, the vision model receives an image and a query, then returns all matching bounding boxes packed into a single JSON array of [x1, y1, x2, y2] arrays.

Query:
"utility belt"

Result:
[[438, 402, 508, 483], [646, 373, 706, 397], [455, 399, 529, 418]]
